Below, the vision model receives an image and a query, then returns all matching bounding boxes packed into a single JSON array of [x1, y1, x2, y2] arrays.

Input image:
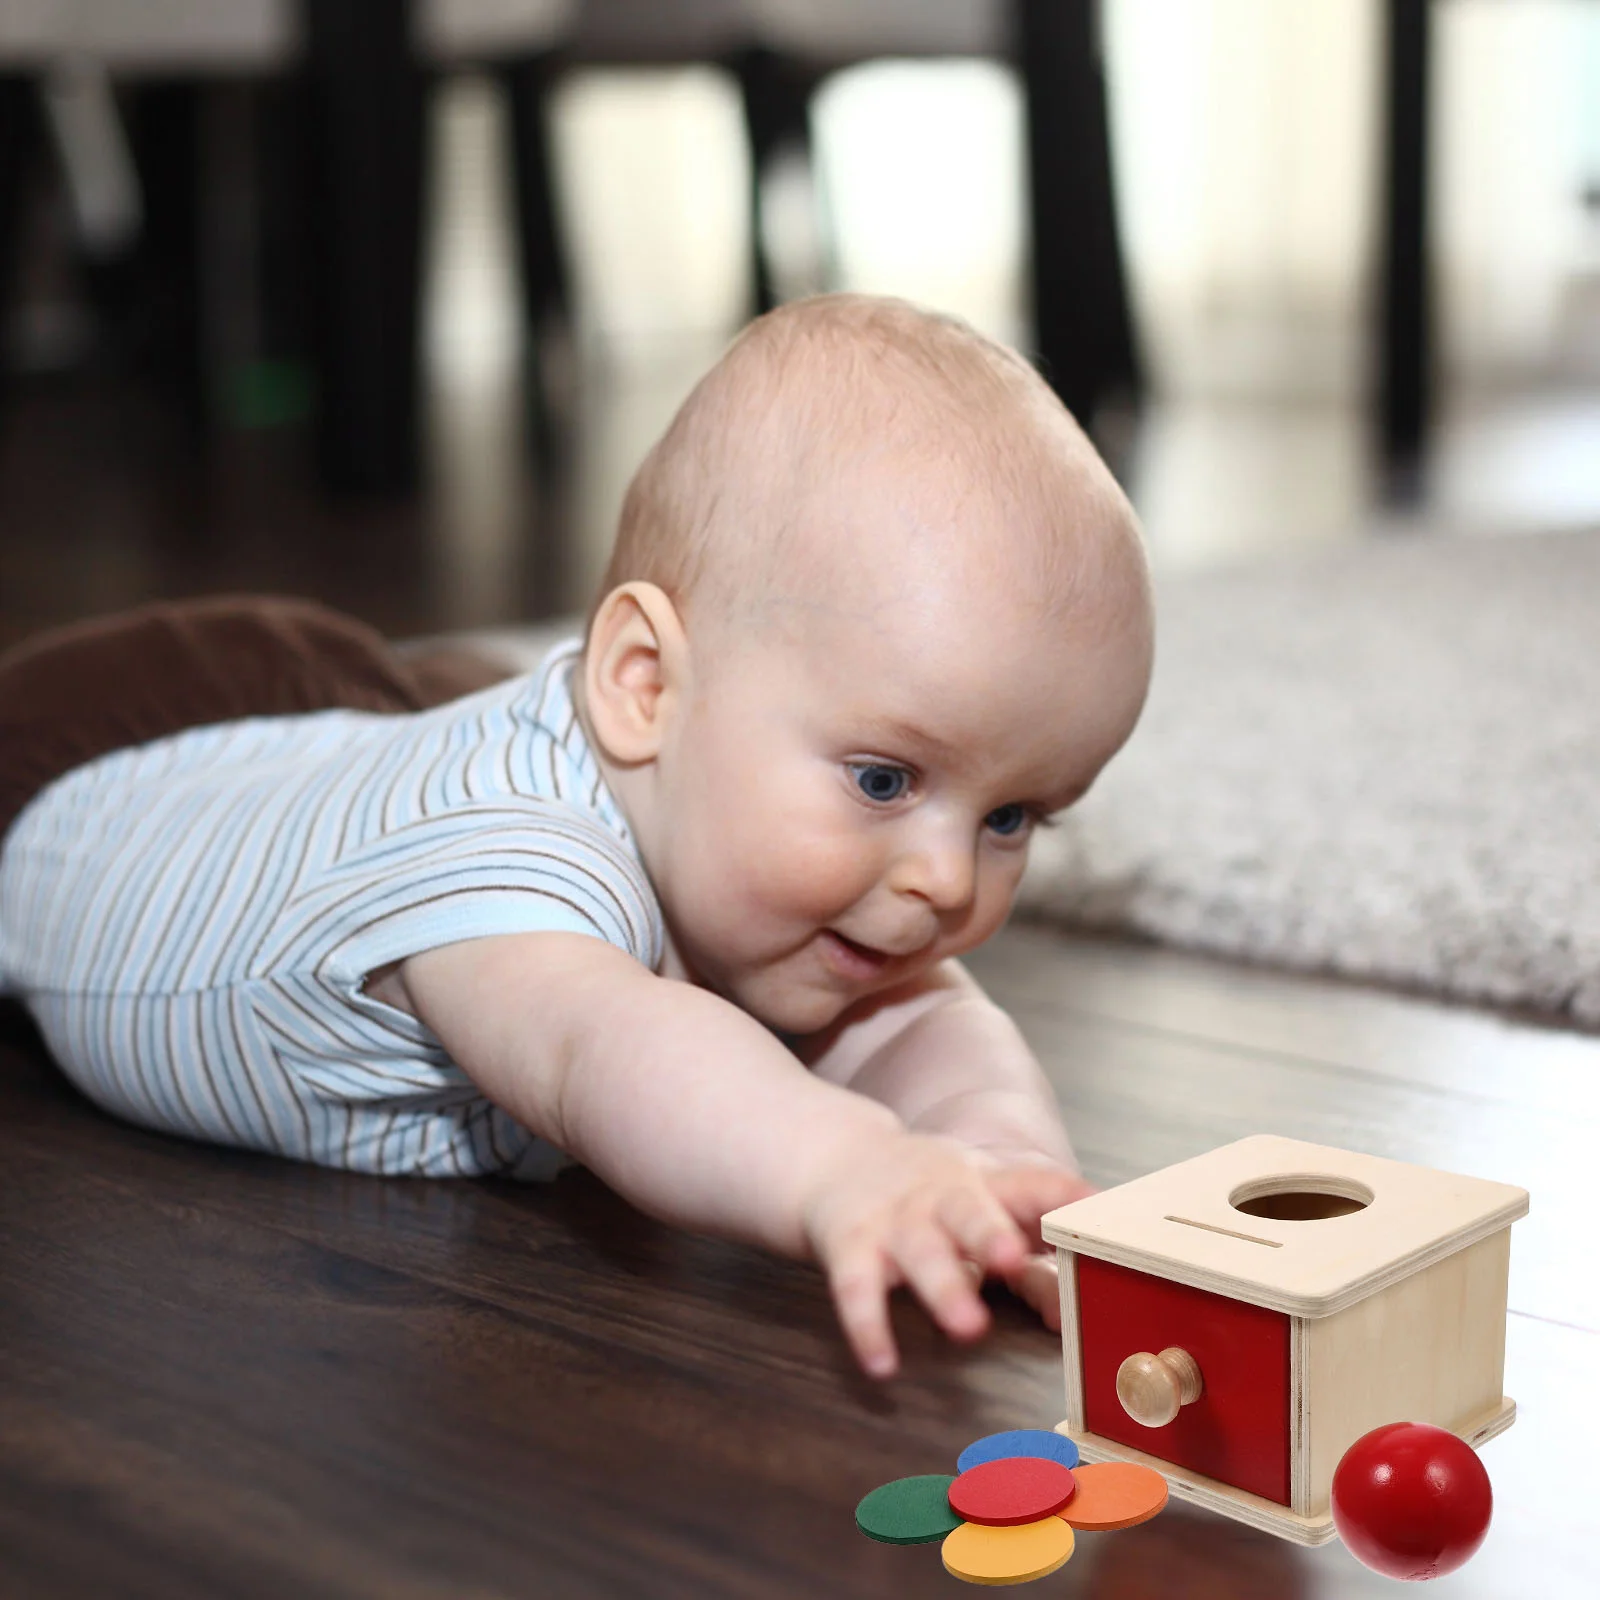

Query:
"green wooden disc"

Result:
[[855, 1475, 962, 1545]]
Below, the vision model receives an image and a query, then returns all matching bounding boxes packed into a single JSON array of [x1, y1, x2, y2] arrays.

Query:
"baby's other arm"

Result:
[[389, 933, 1051, 1375], [794, 959, 1079, 1171]]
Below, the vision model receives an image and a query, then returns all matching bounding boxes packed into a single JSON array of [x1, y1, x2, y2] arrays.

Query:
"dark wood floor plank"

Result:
[[1, 1017, 1081, 1597], [974, 923, 1600, 1107], [0, 379, 554, 653]]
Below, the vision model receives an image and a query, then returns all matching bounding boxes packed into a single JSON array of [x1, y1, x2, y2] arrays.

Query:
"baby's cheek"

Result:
[[743, 816, 870, 921], [762, 839, 861, 916]]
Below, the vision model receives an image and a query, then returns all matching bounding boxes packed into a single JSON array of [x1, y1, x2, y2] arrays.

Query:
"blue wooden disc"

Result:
[[957, 1428, 1080, 1475]]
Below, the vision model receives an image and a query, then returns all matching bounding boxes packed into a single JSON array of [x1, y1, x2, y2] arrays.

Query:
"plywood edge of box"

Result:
[[1041, 1196, 1525, 1318], [1458, 1395, 1518, 1450], [1289, 1311, 1312, 1513], [1053, 1425, 1338, 1545], [1058, 1246, 1085, 1433]]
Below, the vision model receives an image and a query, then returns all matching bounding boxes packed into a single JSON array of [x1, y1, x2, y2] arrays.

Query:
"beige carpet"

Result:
[[1017, 527, 1600, 1029]]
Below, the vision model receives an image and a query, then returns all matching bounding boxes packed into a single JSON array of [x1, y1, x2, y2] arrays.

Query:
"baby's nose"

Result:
[[887, 830, 977, 912]]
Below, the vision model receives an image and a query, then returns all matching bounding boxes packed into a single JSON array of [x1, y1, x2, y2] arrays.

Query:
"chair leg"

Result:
[[0, 77, 42, 411], [254, 73, 317, 423], [733, 47, 818, 314], [302, 0, 427, 497], [119, 80, 207, 435], [1377, 0, 1431, 479], [502, 54, 569, 333], [1015, 0, 1142, 428], [501, 52, 570, 464]]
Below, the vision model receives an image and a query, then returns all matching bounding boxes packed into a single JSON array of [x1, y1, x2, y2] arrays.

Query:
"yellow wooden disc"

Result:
[[942, 1517, 1076, 1585]]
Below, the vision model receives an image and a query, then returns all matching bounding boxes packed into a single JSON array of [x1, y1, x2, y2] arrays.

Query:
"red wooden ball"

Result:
[[1331, 1422, 1493, 1581]]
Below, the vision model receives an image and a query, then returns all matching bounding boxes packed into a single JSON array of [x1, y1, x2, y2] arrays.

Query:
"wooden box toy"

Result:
[[1040, 1135, 1527, 1544]]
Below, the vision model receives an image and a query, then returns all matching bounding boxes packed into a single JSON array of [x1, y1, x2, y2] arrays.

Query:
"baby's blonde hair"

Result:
[[589, 293, 1136, 635]]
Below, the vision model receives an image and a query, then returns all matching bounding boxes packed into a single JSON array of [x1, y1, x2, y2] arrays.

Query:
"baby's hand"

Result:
[[799, 1133, 1091, 1378], [978, 1163, 1096, 1333]]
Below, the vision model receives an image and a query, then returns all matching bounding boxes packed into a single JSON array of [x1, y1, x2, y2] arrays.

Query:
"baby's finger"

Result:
[[986, 1166, 1096, 1231], [827, 1243, 901, 1380], [1003, 1252, 1063, 1330], [935, 1181, 1029, 1275], [891, 1218, 992, 1344]]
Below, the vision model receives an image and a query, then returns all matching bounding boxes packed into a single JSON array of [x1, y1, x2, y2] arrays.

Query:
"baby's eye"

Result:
[[849, 763, 911, 804], [985, 803, 1033, 838]]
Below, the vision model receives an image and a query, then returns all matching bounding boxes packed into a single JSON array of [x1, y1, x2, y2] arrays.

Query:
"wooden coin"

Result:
[[942, 1517, 1075, 1585], [1056, 1461, 1169, 1531], [948, 1457, 1076, 1526], [956, 1428, 1081, 1474], [854, 1475, 961, 1544]]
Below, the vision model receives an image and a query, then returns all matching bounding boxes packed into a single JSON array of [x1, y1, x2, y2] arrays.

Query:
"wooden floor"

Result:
[[0, 374, 566, 654], [3, 928, 1594, 1597], [2, 366, 1597, 1595]]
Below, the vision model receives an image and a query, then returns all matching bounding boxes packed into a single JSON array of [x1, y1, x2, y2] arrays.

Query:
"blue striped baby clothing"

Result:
[[0, 638, 663, 1178]]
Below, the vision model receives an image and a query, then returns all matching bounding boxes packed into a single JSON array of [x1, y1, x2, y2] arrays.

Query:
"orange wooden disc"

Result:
[[1055, 1462, 1168, 1531]]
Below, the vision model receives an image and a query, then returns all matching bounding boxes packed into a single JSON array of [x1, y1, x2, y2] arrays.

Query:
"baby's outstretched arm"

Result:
[[796, 959, 1092, 1326], [393, 932, 1071, 1375]]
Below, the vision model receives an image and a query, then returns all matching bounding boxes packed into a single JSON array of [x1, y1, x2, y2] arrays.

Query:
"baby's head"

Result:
[[576, 294, 1152, 1035]]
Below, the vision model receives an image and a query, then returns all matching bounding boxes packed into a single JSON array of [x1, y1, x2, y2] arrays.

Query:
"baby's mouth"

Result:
[[820, 929, 893, 979]]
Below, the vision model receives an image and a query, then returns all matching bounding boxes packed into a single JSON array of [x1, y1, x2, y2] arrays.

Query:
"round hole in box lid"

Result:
[[1228, 1173, 1374, 1221]]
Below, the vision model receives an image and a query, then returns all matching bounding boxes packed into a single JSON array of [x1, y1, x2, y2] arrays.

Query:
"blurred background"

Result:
[[1, 0, 1597, 651]]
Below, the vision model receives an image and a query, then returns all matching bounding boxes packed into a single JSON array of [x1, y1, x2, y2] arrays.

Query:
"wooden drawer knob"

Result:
[[1115, 1346, 1204, 1428]]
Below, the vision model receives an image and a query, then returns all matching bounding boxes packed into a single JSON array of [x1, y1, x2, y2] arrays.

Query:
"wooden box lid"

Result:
[[1041, 1135, 1528, 1317]]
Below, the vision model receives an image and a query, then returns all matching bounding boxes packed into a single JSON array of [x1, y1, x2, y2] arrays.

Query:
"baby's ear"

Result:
[[580, 582, 689, 763]]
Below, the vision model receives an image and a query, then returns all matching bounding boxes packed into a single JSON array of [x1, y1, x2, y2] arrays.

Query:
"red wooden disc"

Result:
[[947, 1457, 1077, 1527]]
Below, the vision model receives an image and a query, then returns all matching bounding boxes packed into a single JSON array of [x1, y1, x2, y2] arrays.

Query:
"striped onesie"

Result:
[[0, 639, 663, 1179]]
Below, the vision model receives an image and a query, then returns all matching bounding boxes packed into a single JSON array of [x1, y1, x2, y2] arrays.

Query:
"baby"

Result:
[[0, 295, 1152, 1378]]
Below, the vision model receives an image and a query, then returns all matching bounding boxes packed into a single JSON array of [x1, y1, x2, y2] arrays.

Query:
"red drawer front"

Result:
[[1077, 1255, 1291, 1506]]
